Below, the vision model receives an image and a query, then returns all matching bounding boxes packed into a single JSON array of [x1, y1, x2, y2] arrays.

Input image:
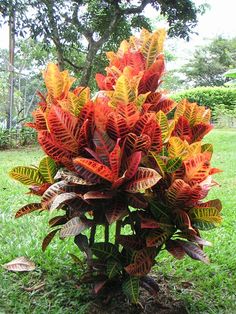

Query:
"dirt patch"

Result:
[[86, 275, 188, 314]]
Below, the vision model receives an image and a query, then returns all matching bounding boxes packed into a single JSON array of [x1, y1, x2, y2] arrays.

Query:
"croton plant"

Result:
[[10, 29, 222, 303]]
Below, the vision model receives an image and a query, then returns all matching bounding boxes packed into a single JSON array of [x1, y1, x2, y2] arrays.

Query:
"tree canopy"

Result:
[[0, 0, 206, 86], [183, 36, 236, 87]]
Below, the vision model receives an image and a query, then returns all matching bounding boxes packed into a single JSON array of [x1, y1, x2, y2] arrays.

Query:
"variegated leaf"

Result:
[[124, 167, 161, 193], [9, 166, 45, 186], [60, 217, 90, 238], [122, 276, 140, 304], [42, 229, 60, 251], [2, 257, 36, 272], [39, 156, 58, 184], [15, 203, 42, 218]]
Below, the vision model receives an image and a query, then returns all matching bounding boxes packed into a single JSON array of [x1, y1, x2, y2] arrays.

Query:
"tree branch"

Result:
[[64, 58, 84, 71], [121, 0, 153, 15]]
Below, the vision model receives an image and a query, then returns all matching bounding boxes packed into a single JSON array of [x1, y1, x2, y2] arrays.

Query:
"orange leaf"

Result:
[[73, 158, 114, 182]]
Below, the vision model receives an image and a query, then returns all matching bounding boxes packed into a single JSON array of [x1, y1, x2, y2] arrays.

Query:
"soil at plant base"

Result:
[[86, 274, 188, 314]]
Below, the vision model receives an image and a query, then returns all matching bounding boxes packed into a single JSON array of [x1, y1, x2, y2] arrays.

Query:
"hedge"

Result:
[[170, 87, 236, 111]]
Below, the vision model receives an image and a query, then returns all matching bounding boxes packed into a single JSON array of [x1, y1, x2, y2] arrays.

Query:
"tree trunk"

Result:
[[7, 5, 15, 129], [79, 46, 97, 86], [56, 45, 65, 71]]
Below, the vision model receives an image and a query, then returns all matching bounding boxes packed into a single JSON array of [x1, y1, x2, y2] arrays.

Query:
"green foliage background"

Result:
[[171, 86, 236, 111]]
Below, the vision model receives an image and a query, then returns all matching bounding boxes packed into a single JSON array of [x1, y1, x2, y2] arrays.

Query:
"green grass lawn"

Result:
[[0, 129, 236, 314]]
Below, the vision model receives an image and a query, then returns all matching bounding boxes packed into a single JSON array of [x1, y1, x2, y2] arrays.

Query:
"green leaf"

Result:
[[122, 276, 140, 304], [189, 207, 222, 230], [91, 242, 121, 261], [39, 156, 58, 183], [106, 258, 122, 279], [150, 152, 166, 177], [9, 166, 45, 185], [166, 157, 182, 173], [201, 143, 213, 154]]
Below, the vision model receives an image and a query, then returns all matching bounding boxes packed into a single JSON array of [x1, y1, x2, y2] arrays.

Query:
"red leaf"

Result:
[[197, 199, 222, 212], [93, 130, 115, 166], [47, 106, 80, 153], [176, 240, 210, 264], [125, 133, 151, 155], [42, 229, 59, 252], [127, 194, 148, 209], [150, 97, 176, 114], [73, 158, 114, 182], [83, 191, 114, 200], [94, 100, 112, 131], [78, 100, 94, 125], [146, 229, 169, 247], [166, 239, 186, 260], [125, 248, 155, 276], [38, 131, 73, 164], [95, 73, 107, 90], [183, 153, 211, 186], [132, 113, 155, 136], [167, 179, 202, 208], [140, 217, 160, 229], [173, 209, 194, 231], [192, 123, 213, 142], [27, 107, 47, 130], [107, 112, 129, 140], [105, 199, 128, 224], [125, 151, 142, 180], [138, 56, 165, 93], [15, 203, 42, 218], [27, 183, 51, 196], [150, 123, 162, 153], [109, 139, 121, 179], [117, 235, 145, 250], [117, 102, 140, 128], [77, 119, 91, 151], [172, 116, 192, 142]]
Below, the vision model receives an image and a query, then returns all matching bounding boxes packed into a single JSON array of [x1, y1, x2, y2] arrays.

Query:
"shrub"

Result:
[[9, 29, 222, 303], [171, 86, 236, 111], [0, 127, 37, 149]]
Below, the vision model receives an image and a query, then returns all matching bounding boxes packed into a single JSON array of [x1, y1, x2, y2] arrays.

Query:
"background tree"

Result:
[[0, 0, 207, 86], [0, 40, 53, 127], [183, 36, 236, 87]]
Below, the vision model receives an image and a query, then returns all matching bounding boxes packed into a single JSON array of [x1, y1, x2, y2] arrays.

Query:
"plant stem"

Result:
[[115, 220, 121, 246], [105, 223, 109, 243], [89, 225, 96, 246]]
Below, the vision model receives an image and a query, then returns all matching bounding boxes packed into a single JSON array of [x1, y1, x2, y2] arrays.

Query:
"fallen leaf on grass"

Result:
[[23, 282, 45, 292], [2, 256, 36, 272]]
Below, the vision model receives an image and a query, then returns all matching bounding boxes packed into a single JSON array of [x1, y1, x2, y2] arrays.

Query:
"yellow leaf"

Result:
[[184, 102, 197, 126], [187, 142, 202, 157], [43, 63, 75, 100], [135, 92, 150, 108], [141, 29, 166, 67], [168, 137, 187, 158], [174, 99, 186, 120], [112, 73, 136, 104], [156, 110, 169, 142]]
